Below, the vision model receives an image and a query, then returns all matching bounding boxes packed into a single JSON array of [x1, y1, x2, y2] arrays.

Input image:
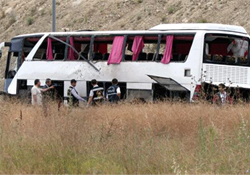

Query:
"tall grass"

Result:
[[0, 100, 250, 174]]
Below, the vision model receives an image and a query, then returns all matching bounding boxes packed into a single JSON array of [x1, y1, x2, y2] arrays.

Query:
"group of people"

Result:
[[31, 78, 121, 107], [31, 78, 235, 107]]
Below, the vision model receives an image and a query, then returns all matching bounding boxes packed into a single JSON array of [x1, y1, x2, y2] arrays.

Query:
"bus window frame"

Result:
[[5, 51, 21, 79], [64, 36, 70, 60], [5, 37, 24, 79], [203, 33, 250, 66], [158, 33, 195, 63], [70, 35, 92, 61], [123, 34, 161, 62], [90, 34, 125, 62], [48, 36, 67, 61], [25, 32, 196, 63]]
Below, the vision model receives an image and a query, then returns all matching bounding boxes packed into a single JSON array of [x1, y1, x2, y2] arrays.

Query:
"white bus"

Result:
[[1, 23, 250, 102]]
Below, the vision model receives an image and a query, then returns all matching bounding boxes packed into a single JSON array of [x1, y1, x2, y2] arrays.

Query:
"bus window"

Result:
[[125, 35, 158, 61], [32, 37, 66, 61], [24, 37, 41, 60], [70, 36, 91, 60], [5, 52, 18, 78], [92, 36, 114, 61], [52, 38, 66, 60], [204, 34, 249, 65], [159, 35, 194, 62]]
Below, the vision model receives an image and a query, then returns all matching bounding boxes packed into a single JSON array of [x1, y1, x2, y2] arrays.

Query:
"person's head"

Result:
[[91, 79, 97, 86], [45, 78, 52, 86], [71, 79, 77, 87], [112, 78, 118, 85], [34, 79, 40, 87], [218, 83, 226, 92]]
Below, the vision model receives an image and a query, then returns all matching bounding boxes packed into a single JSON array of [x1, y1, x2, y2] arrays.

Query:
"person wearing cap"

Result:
[[67, 79, 86, 107]]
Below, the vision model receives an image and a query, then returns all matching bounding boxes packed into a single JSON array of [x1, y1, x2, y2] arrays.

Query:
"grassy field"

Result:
[[1, 100, 250, 174]]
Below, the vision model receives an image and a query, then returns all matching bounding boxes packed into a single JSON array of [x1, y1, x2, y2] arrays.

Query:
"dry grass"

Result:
[[0, 99, 250, 174]]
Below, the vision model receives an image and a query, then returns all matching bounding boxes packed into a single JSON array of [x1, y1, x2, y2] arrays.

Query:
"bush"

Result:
[[198, 18, 208, 23], [40, 9, 46, 16], [168, 6, 175, 14], [26, 17, 34, 26]]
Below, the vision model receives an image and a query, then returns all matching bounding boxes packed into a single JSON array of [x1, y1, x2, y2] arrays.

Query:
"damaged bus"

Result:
[[0, 23, 250, 103]]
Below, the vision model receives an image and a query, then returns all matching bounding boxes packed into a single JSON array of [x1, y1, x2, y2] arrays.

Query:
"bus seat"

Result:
[[54, 53, 64, 60], [125, 55, 132, 61], [226, 56, 236, 63], [93, 53, 103, 60], [172, 54, 180, 61], [147, 53, 155, 60], [41, 52, 46, 60], [138, 52, 147, 61], [213, 54, 223, 62], [81, 53, 88, 60], [103, 53, 110, 60], [180, 54, 187, 61], [239, 57, 247, 64], [205, 54, 212, 61], [156, 54, 163, 61]]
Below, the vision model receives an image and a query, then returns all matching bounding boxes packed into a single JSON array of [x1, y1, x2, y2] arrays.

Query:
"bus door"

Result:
[[3, 38, 24, 92]]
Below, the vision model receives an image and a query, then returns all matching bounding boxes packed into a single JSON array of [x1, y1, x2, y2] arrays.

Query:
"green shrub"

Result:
[[197, 18, 208, 23], [26, 17, 34, 26], [168, 6, 175, 14]]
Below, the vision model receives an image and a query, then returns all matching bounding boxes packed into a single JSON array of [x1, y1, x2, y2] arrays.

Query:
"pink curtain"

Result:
[[132, 36, 145, 61], [107, 36, 124, 65], [68, 37, 76, 60], [161, 35, 174, 64], [46, 38, 53, 60]]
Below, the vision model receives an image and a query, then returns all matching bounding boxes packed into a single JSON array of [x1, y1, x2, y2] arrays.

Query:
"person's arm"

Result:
[[87, 96, 93, 106], [40, 86, 54, 92], [87, 90, 94, 106], [31, 88, 38, 106], [33, 94, 37, 106], [227, 95, 233, 104], [117, 87, 121, 99], [213, 94, 219, 104], [71, 88, 86, 102]]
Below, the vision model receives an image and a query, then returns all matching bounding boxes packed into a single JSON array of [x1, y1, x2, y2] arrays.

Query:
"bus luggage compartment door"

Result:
[[148, 75, 190, 100]]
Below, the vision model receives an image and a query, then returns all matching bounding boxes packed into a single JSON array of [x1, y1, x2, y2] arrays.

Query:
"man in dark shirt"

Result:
[[67, 79, 86, 107], [106, 78, 121, 103], [87, 79, 104, 107], [43, 78, 54, 101]]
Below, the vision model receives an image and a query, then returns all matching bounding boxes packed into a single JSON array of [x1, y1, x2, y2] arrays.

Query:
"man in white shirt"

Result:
[[31, 79, 54, 106], [106, 78, 121, 103], [67, 79, 86, 107], [227, 38, 248, 62]]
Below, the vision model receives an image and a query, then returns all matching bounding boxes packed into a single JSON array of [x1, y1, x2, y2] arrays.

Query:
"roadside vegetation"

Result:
[[0, 100, 250, 174]]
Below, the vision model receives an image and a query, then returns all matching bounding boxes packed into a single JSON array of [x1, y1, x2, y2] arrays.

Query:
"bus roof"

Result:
[[150, 23, 248, 34], [12, 23, 248, 39]]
